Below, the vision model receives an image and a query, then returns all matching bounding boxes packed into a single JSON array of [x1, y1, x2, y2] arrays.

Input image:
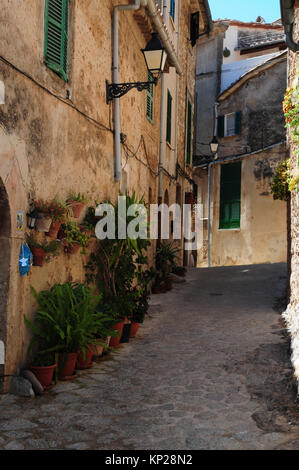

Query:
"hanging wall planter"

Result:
[[46, 220, 62, 239], [36, 215, 52, 232], [31, 246, 46, 267]]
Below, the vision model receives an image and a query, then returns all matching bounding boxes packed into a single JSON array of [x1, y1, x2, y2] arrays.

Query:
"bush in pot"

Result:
[[154, 241, 179, 292], [26, 235, 61, 266], [25, 283, 107, 380], [59, 221, 90, 254], [67, 192, 89, 218]]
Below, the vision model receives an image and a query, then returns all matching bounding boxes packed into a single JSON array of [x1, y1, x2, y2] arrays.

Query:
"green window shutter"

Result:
[[44, 0, 69, 81], [217, 115, 225, 138], [170, 0, 176, 21], [235, 110, 242, 134], [146, 72, 154, 123], [219, 162, 242, 229], [166, 90, 172, 144], [186, 100, 192, 165]]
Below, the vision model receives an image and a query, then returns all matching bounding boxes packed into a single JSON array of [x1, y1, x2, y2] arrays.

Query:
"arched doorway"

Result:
[[0, 178, 11, 385]]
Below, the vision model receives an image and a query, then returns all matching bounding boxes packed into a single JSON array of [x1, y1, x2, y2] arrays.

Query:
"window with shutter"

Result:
[[219, 162, 242, 229], [218, 111, 242, 138], [44, 0, 69, 81], [166, 90, 172, 144], [190, 12, 200, 47], [146, 71, 154, 123], [170, 0, 176, 22], [186, 100, 192, 165]]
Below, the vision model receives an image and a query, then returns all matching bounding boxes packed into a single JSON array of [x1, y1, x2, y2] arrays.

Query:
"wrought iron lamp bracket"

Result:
[[106, 77, 158, 103]]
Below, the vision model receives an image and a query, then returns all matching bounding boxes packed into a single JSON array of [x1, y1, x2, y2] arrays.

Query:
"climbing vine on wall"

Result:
[[283, 72, 299, 192], [270, 160, 290, 201]]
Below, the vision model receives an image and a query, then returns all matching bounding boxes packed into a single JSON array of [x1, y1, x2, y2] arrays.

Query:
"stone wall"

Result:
[[282, 6, 299, 384]]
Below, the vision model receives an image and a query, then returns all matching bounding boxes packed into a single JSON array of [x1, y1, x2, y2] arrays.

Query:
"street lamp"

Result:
[[210, 136, 219, 159], [106, 32, 167, 103]]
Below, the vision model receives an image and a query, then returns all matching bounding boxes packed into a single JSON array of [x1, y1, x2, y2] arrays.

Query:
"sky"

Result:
[[208, 0, 281, 24]]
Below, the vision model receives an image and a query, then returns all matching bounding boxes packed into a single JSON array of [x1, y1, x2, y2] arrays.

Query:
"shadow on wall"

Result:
[[0, 179, 10, 388]]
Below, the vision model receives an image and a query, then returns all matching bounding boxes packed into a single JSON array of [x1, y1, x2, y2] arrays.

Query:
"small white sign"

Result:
[[0, 340, 5, 365], [0, 81, 5, 105]]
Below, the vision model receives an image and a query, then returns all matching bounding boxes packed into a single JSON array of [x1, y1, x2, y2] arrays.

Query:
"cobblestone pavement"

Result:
[[1, 263, 299, 450]]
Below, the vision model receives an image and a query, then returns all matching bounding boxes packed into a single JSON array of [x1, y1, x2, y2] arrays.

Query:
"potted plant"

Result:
[[46, 198, 70, 238], [67, 192, 89, 218], [26, 283, 105, 380], [26, 235, 61, 267], [154, 241, 179, 292], [59, 222, 90, 254], [34, 200, 53, 232], [28, 353, 57, 390]]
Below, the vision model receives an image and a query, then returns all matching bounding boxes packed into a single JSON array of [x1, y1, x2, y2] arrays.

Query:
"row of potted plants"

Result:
[[24, 192, 186, 391], [26, 221, 91, 267], [28, 193, 90, 236]]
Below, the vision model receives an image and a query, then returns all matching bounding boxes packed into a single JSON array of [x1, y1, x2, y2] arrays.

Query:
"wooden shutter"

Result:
[[44, 0, 69, 81], [146, 72, 154, 123], [219, 162, 242, 229], [170, 0, 176, 21], [217, 115, 225, 138], [186, 100, 192, 165], [190, 12, 200, 47], [166, 90, 172, 144]]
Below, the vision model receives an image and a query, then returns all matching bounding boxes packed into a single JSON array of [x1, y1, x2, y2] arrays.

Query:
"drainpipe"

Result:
[[112, 0, 183, 182], [113, 1, 141, 182], [158, 0, 168, 203]]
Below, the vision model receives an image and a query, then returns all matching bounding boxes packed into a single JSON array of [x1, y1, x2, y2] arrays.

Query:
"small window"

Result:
[[219, 162, 242, 229], [170, 0, 176, 22], [166, 90, 172, 144], [44, 0, 70, 81], [146, 71, 154, 123], [218, 111, 242, 138]]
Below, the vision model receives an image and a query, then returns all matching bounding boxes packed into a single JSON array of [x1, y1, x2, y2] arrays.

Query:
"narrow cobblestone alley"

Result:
[[1, 263, 299, 451]]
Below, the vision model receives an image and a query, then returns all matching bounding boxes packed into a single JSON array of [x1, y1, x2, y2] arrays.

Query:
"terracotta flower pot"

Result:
[[109, 321, 124, 348], [46, 220, 61, 239], [31, 246, 46, 267], [77, 347, 93, 369], [130, 321, 140, 338], [166, 277, 173, 291], [71, 202, 85, 218], [152, 285, 161, 294], [36, 215, 52, 232], [30, 364, 56, 389], [59, 352, 78, 380], [92, 343, 104, 357]]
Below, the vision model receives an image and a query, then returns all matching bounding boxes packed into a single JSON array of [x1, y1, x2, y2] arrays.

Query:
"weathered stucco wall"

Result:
[[0, 0, 206, 380], [209, 145, 287, 266], [0, 0, 164, 378]]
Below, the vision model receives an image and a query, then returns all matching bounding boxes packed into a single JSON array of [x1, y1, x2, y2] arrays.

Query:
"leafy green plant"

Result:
[[85, 192, 151, 321], [283, 84, 299, 193], [155, 241, 179, 283], [24, 283, 114, 366], [67, 192, 89, 204], [271, 160, 291, 201], [60, 222, 90, 253], [33, 197, 70, 222], [26, 235, 61, 261]]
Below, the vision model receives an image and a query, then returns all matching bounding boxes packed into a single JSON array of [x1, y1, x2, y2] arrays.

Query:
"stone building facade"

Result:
[[280, 1, 299, 385], [0, 0, 212, 384], [194, 51, 288, 267]]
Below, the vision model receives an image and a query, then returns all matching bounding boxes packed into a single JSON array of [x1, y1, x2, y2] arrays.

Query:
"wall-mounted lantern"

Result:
[[106, 32, 167, 103], [210, 136, 219, 159], [26, 206, 39, 229]]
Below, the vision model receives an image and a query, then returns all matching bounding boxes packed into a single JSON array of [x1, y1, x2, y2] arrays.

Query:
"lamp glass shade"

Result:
[[210, 138, 219, 155], [141, 33, 167, 75]]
